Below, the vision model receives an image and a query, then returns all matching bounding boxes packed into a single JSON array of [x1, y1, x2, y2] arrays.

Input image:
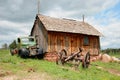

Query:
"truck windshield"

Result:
[[21, 38, 34, 43]]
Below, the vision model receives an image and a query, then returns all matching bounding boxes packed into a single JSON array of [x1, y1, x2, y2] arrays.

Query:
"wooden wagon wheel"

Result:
[[82, 52, 90, 68], [56, 49, 67, 65]]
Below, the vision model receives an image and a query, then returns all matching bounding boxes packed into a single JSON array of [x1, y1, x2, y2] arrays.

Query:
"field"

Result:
[[0, 49, 120, 80]]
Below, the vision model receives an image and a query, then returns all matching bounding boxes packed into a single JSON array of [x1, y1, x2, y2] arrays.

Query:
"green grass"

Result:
[[92, 61, 120, 71], [0, 49, 120, 80]]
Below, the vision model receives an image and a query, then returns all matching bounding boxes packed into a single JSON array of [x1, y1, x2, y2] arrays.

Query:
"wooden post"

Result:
[[83, 15, 84, 23], [38, 0, 40, 14]]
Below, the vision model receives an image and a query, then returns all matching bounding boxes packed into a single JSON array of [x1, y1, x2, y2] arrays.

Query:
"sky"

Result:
[[0, 0, 120, 49]]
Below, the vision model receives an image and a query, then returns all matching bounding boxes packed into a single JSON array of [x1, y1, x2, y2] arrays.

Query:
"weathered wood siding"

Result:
[[31, 18, 48, 53], [31, 18, 100, 55], [47, 31, 100, 55]]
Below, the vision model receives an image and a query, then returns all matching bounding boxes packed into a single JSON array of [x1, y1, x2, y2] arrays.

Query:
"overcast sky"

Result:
[[0, 0, 120, 49]]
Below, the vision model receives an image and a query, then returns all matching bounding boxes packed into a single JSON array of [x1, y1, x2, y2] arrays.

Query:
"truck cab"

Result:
[[10, 36, 43, 58]]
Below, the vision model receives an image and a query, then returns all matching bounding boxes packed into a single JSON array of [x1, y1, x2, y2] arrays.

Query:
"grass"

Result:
[[92, 61, 120, 71], [0, 49, 120, 80]]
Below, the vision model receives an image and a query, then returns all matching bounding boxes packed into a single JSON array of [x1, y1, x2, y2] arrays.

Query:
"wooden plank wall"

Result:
[[31, 19, 48, 53], [47, 31, 100, 55]]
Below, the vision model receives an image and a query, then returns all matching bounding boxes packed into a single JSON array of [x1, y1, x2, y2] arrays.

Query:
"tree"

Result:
[[2, 43, 8, 49]]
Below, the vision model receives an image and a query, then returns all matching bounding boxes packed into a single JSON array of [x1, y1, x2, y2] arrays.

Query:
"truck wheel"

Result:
[[18, 48, 30, 58]]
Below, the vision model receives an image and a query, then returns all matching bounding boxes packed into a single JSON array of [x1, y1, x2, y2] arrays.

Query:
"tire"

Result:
[[36, 48, 44, 59], [37, 48, 43, 54], [18, 48, 30, 58]]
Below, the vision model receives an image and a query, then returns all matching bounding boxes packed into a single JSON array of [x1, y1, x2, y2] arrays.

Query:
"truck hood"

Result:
[[22, 42, 36, 47]]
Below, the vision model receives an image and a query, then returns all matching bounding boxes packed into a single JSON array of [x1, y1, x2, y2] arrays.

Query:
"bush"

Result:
[[101, 48, 120, 54]]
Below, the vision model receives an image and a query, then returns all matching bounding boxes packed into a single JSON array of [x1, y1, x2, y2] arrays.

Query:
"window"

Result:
[[84, 36, 89, 45], [17, 38, 21, 43]]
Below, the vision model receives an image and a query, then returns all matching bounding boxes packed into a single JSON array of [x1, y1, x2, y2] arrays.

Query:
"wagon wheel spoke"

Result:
[[82, 52, 90, 68], [56, 53, 63, 65], [56, 49, 67, 65]]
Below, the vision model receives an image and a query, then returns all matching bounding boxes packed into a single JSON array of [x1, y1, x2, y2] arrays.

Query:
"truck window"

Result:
[[29, 38, 34, 42]]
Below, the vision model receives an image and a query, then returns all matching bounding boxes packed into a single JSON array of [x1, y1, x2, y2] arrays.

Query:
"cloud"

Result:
[[0, 0, 120, 49], [43, 7, 77, 18], [0, 20, 32, 34], [40, 0, 120, 17], [85, 10, 120, 49], [0, 20, 33, 47], [0, 0, 37, 22], [101, 22, 120, 49]]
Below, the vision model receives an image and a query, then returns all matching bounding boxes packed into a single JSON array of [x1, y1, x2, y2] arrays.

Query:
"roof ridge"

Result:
[[62, 18, 76, 21], [37, 14, 103, 36]]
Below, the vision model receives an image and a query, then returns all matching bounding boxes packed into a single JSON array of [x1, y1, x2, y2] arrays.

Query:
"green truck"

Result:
[[10, 36, 43, 58]]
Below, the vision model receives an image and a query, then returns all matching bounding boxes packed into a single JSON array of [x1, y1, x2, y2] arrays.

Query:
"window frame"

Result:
[[83, 36, 89, 46]]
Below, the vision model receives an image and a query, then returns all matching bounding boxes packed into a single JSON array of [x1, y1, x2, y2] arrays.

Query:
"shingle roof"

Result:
[[37, 14, 102, 36]]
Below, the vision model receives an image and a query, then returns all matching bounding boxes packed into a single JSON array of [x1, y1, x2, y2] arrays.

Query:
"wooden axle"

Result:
[[64, 48, 82, 62], [65, 51, 81, 62], [56, 48, 90, 69]]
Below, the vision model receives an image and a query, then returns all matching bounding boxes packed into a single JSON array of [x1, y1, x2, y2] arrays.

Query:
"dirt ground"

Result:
[[0, 69, 52, 80], [0, 66, 120, 80], [97, 66, 120, 76]]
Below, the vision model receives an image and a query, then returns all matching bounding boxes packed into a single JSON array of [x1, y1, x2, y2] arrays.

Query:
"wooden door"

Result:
[[71, 35, 77, 53]]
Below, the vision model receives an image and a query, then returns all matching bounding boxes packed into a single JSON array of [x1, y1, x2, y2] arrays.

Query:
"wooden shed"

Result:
[[31, 14, 102, 56]]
